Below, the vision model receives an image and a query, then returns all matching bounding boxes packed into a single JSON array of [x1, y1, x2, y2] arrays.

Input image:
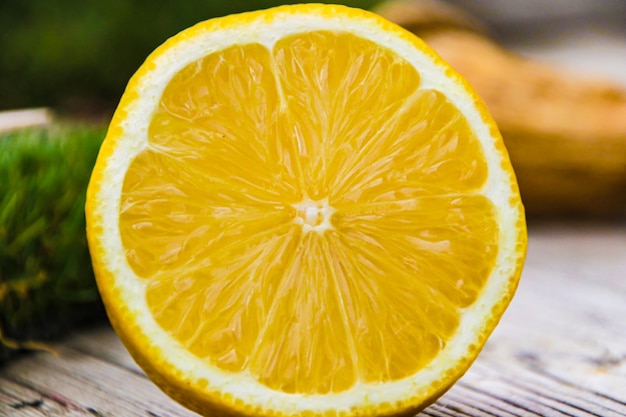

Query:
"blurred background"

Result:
[[448, 0, 626, 83], [0, 0, 381, 117], [1, 0, 625, 115]]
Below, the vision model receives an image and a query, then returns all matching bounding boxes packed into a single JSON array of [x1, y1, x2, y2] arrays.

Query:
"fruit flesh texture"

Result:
[[119, 31, 497, 395]]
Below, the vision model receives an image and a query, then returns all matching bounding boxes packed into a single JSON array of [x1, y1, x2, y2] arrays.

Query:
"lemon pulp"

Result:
[[118, 31, 497, 395]]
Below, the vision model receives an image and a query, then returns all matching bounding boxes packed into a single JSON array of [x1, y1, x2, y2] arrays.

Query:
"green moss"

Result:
[[0, 125, 106, 363]]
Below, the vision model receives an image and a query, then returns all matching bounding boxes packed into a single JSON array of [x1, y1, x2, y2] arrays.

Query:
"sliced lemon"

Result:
[[86, 4, 527, 417]]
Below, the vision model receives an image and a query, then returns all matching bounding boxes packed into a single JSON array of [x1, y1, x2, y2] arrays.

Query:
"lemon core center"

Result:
[[292, 199, 335, 233]]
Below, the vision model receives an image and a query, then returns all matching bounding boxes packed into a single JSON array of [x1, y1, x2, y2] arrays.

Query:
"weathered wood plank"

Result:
[[0, 377, 89, 416], [1, 225, 625, 417], [431, 225, 626, 417], [64, 327, 143, 374], [1, 345, 195, 416], [483, 225, 626, 402]]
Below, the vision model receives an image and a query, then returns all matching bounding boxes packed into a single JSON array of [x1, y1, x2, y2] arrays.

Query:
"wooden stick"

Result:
[[0, 108, 52, 133]]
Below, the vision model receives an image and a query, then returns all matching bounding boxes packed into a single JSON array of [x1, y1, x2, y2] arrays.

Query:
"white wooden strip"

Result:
[[0, 108, 52, 133]]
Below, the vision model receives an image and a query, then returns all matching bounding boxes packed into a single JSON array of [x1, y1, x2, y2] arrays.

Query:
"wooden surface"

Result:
[[1, 224, 625, 417]]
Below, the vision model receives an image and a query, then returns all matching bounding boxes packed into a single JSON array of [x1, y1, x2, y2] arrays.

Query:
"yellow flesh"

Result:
[[119, 31, 497, 395]]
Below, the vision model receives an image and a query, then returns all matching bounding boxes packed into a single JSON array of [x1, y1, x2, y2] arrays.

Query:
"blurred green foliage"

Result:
[[0, 0, 380, 112], [0, 125, 106, 362]]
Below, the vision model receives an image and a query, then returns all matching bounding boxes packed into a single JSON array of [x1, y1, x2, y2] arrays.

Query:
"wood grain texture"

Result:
[[1, 225, 625, 416]]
